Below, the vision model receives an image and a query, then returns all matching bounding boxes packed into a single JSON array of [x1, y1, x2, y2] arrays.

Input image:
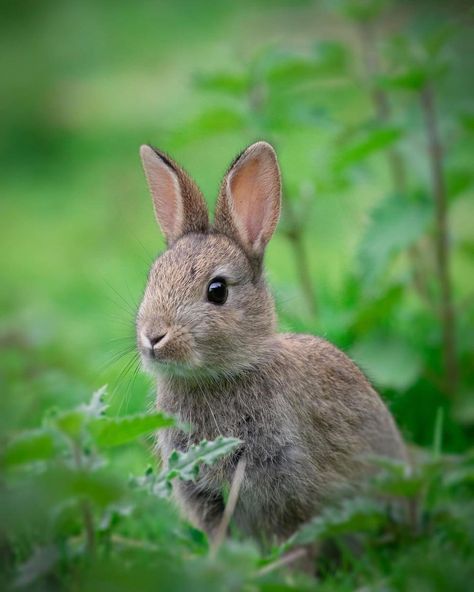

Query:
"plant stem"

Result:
[[81, 501, 96, 556], [359, 21, 407, 193], [281, 193, 318, 318], [358, 20, 433, 306], [420, 83, 458, 396], [73, 441, 96, 556]]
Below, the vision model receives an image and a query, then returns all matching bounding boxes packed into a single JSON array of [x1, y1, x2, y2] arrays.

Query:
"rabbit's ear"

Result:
[[214, 141, 281, 259], [140, 145, 209, 246]]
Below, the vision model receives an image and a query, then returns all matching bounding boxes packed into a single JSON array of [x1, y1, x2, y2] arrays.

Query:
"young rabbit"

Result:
[[137, 141, 407, 543]]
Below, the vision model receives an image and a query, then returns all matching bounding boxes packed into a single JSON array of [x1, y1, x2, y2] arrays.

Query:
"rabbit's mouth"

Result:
[[140, 354, 220, 381]]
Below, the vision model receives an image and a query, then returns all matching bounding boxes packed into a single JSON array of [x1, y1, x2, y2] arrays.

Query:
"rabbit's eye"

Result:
[[207, 277, 228, 305]]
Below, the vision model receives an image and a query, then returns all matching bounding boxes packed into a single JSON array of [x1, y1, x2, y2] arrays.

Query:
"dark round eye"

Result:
[[207, 277, 228, 305]]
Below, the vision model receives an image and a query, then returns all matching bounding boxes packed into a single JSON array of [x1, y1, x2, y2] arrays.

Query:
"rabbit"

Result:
[[136, 141, 408, 544]]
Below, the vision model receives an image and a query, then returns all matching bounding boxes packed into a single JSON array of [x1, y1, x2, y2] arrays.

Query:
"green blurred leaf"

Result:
[[39, 467, 124, 507], [264, 42, 348, 87], [350, 334, 423, 391], [89, 411, 176, 448], [185, 106, 246, 136], [334, 125, 402, 170], [53, 409, 86, 439], [446, 167, 474, 199], [3, 429, 58, 468], [383, 30, 452, 91], [195, 71, 250, 96], [358, 193, 431, 280], [459, 112, 474, 133], [338, 0, 391, 22], [288, 498, 386, 547], [50, 386, 108, 439]]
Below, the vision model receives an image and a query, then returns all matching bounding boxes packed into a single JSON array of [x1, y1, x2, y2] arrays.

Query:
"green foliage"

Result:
[[333, 126, 403, 171], [350, 334, 423, 391], [135, 436, 242, 497], [3, 429, 58, 468], [89, 412, 176, 448]]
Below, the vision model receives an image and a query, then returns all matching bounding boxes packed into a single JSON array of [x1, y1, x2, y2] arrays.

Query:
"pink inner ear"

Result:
[[141, 146, 182, 241], [230, 158, 264, 244], [228, 151, 280, 250], [148, 166, 179, 236]]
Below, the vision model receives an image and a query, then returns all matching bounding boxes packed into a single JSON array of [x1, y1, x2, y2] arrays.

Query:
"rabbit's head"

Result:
[[137, 142, 281, 379]]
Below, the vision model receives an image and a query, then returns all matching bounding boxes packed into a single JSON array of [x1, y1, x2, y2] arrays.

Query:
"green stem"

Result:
[[73, 441, 96, 556], [420, 84, 458, 397]]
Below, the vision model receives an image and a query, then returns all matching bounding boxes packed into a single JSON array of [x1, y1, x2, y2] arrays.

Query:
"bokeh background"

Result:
[[2, 0, 473, 447], [1, 0, 474, 588]]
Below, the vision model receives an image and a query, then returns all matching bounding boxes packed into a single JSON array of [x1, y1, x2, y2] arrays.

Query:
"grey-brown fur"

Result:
[[136, 142, 407, 544]]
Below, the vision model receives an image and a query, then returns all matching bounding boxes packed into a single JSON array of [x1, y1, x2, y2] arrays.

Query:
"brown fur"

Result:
[[136, 142, 407, 544]]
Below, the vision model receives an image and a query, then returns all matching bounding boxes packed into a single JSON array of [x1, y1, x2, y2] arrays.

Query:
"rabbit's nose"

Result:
[[149, 333, 167, 348]]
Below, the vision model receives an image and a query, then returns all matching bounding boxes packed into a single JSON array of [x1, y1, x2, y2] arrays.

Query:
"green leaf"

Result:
[[288, 498, 386, 548], [264, 42, 348, 87], [339, 0, 390, 22], [3, 429, 58, 468], [195, 71, 250, 96], [53, 409, 86, 439], [38, 467, 124, 507], [185, 106, 246, 137], [135, 436, 242, 498], [358, 193, 432, 280], [369, 455, 443, 498], [167, 436, 242, 481], [350, 334, 423, 391], [89, 411, 176, 448], [50, 386, 108, 439], [334, 126, 402, 170], [446, 167, 474, 200]]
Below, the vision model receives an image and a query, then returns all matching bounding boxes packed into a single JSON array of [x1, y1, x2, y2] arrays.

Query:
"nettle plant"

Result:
[[1, 387, 242, 589], [164, 1, 473, 447], [2, 389, 474, 590]]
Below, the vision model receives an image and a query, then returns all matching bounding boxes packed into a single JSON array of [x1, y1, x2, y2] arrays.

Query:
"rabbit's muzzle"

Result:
[[139, 325, 199, 369]]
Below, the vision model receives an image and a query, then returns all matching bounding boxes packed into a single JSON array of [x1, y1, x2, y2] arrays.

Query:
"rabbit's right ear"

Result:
[[214, 141, 281, 262], [140, 145, 209, 246]]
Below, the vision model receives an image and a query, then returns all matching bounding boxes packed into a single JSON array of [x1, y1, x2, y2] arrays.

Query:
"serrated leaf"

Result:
[[3, 429, 58, 468], [167, 437, 242, 480], [89, 412, 176, 448], [350, 334, 423, 391], [136, 436, 242, 498], [50, 386, 108, 439], [358, 193, 432, 280]]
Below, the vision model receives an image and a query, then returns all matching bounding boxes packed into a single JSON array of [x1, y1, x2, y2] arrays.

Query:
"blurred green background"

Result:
[[1, 0, 474, 458]]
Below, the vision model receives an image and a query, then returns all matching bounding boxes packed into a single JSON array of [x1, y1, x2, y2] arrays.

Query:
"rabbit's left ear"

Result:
[[214, 141, 281, 260], [140, 145, 209, 246]]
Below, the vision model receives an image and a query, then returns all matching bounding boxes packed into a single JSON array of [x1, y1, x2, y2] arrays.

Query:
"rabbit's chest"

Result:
[[157, 387, 298, 488]]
